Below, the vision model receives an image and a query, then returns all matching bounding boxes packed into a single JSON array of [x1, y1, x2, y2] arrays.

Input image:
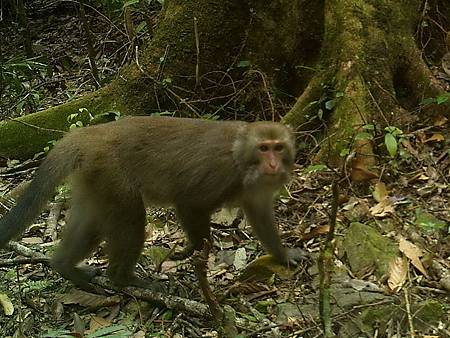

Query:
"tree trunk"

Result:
[[1, 0, 448, 160]]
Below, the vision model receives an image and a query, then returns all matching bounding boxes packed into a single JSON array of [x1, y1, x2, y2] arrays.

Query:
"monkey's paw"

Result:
[[285, 248, 310, 266]]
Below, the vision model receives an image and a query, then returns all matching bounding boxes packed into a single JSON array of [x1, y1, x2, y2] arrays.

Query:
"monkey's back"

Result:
[[61, 116, 246, 209]]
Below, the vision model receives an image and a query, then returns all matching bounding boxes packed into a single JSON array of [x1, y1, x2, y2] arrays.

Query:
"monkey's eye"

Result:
[[259, 144, 269, 152], [274, 144, 284, 152]]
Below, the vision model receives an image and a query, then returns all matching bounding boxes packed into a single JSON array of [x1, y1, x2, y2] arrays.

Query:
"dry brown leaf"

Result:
[[369, 198, 395, 217], [87, 316, 111, 333], [400, 139, 419, 157], [424, 133, 445, 143], [398, 238, 428, 277], [372, 182, 388, 202], [432, 115, 448, 127], [302, 225, 330, 240], [387, 256, 408, 292], [227, 281, 269, 295], [351, 158, 378, 182], [60, 289, 121, 309]]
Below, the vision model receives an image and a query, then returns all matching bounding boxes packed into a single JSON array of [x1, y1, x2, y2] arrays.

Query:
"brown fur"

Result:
[[0, 116, 298, 291]]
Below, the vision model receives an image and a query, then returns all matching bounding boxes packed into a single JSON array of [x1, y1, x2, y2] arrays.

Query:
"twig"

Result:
[[194, 17, 200, 87], [318, 180, 339, 338], [155, 241, 180, 273], [93, 276, 210, 319], [78, 0, 100, 88], [45, 202, 63, 241], [6, 117, 66, 134], [192, 242, 238, 336], [0, 257, 50, 267], [6, 241, 50, 263], [192, 241, 222, 321], [404, 288, 416, 338]]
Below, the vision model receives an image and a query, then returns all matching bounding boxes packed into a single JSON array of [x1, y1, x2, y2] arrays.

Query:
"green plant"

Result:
[[383, 126, 403, 158], [420, 92, 450, 106], [0, 56, 48, 114]]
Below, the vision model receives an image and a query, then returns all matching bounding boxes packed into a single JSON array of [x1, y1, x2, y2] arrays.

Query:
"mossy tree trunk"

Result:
[[1, 0, 448, 161]]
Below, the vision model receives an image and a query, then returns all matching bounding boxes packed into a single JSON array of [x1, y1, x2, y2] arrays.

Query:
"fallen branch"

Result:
[[4, 241, 211, 319], [0, 257, 50, 267], [6, 241, 50, 262], [93, 276, 211, 319]]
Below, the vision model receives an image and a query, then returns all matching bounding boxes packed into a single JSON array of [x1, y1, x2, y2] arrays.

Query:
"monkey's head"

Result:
[[233, 122, 296, 187]]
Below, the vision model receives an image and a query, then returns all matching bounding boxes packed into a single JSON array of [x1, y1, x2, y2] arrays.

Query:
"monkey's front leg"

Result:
[[242, 197, 308, 266]]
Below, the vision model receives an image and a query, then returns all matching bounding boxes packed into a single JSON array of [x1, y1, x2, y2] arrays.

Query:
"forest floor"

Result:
[[0, 2, 449, 337]]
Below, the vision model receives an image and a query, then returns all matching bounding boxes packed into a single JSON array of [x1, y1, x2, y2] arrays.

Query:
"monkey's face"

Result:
[[233, 122, 296, 186], [256, 140, 291, 178]]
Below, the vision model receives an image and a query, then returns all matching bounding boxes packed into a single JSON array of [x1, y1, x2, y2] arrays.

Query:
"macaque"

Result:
[[0, 116, 304, 291]]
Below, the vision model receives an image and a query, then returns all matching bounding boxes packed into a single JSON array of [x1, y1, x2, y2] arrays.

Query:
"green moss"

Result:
[[0, 88, 127, 160], [343, 222, 398, 277], [361, 300, 445, 334]]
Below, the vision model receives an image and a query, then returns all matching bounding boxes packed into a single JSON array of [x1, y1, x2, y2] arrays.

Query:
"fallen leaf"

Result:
[[87, 316, 111, 333], [400, 139, 419, 157], [134, 330, 146, 338], [432, 115, 447, 127], [350, 158, 378, 182], [233, 247, 247, 270], [301, 225, 330, 241], [0, 294, 14, 316], [226, 281, 270, 296], [387, 256, 408, 293], [372, 182, 388, 202], [73, 312, 85, 336], [59, 289, 121, 309], [370, 198, 395, 217], [398, 238, 428, 277], [424, 133, 445, 143], [21, 237, 44, 245]]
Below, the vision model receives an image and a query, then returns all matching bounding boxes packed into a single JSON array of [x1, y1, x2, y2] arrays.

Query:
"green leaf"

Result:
[[122, 0, 139, 9], [362, 124, 375, 131], [325, 99, 336, 110], [355, 132, 373, 141], [436, 93, 450, 105], [420, 97, 435, 105], [415, 209, 447, 232], [237, 60, 251, 68], [384, 126, 402, 136], [385, 133, 397, 157], [67, 113, 79, 122], [317, 108, 323, 119], [304, 164, 327, 173], [340, 148, 350, 157], [136, 21, 147, 33]]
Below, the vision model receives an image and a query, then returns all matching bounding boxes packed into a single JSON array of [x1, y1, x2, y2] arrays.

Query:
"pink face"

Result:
[[257, 140, 287, 176]]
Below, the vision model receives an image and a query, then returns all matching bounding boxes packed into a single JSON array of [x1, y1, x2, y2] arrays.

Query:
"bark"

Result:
[[284, 0, 450, 163], [0, 0, 449, 161]]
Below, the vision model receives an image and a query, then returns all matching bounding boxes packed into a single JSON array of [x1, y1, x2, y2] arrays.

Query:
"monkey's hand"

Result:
[[283, 247, 310, 266]]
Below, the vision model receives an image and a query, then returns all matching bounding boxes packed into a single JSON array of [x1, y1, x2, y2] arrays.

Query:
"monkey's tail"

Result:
[[0, 146, 78, 248]]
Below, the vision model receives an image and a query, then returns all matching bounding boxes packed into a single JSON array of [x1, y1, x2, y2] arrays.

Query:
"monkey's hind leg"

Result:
[[170, 206, 212, 260], [51, 215, 102, 292], [104, 194, 151, 289]]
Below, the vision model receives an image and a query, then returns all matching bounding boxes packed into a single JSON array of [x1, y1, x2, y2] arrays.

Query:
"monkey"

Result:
[[0, 116, 306, 291]]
